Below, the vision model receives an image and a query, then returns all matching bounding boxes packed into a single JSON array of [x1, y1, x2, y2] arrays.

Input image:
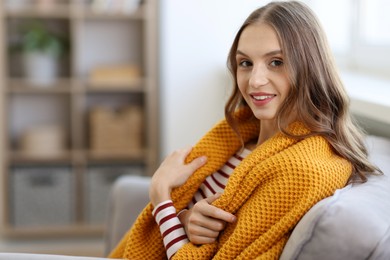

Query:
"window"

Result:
[[304, 0, 390, 77], [303, 0, 390, 125], [360, 0, 390, 45]]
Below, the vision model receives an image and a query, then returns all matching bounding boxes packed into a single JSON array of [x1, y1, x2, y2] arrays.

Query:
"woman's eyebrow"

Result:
[[236, 49, 283, 57], [236, 50, 247, 56], [264, 50, 282, 57]]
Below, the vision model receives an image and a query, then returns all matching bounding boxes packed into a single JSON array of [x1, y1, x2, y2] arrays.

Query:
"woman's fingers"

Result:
[[150, 145, 210, 208], [186, 217, 222, 245], [177, 146, 207, 175], [187, 224, 220, 238], [186, 197, 236, 244], [196, 195, 237, 224], [187, 155, 208, 172], [205, 192, 222, 203], [188, 234, 219, 245], [190, 210, 227, 232], [180, 194, 237, 245]]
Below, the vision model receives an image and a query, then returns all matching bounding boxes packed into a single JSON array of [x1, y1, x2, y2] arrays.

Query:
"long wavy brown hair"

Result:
[[225, 1, 381, 182]]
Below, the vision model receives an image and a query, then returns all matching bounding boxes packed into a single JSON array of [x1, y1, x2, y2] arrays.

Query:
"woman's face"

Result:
[[236, 23, 291, 123]]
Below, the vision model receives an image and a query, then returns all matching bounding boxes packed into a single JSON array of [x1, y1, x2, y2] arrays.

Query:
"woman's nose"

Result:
[[249, 65, 269, 88]]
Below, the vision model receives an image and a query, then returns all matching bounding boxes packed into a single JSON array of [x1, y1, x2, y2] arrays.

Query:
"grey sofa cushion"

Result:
[[280, 135, 390, 260], [104, 175, 151, 255]]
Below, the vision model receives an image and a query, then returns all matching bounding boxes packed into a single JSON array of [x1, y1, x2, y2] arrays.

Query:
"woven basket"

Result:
[[89, 106, 143, 156]]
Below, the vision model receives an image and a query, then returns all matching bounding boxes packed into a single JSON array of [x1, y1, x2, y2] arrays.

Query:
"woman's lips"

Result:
[[250, 93, 276, 106]]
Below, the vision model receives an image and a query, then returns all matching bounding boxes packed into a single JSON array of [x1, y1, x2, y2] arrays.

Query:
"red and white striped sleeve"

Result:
[[152, 200, 189, 259], [152, 148, 250, 259]]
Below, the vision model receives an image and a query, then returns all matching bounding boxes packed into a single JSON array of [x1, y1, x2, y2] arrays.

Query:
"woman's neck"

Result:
[[257, 120, 278, 146], [244, 120, 278, 151]]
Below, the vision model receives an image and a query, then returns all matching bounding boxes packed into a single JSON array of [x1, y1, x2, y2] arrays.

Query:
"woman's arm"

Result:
[[149, 146, 207, 259], [152, 200, 188, 259]]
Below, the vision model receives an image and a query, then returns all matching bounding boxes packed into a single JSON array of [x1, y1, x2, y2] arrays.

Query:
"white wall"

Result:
[[159, 0, 271, 157]]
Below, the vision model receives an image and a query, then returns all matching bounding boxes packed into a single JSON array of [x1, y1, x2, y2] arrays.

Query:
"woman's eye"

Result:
[[239, 60, 252, 67], [270, 60, 283, 67]]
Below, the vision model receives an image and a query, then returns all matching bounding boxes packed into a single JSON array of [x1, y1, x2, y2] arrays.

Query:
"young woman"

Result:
[[109, 1, 380, 259]]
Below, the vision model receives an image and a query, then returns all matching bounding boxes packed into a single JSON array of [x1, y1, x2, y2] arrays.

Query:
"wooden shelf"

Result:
[[4, 4, 71, 19], [80, 8, 145, 21], [3, 1, 146, 20], [88, 149, 146, 163], [85, 78, 145, 93], [9, 149, 147, 165], [9, 150, 72, 165], [0, 0, 159, 239], [6, 78, 73, 94]]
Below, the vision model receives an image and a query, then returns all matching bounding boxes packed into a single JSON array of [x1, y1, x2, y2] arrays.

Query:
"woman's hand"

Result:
[[178, 193, 236, 244], [149, 146, 207, 207]]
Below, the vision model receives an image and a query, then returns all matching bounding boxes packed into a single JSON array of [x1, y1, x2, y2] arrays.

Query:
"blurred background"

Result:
[[0, 0, 389, 257]]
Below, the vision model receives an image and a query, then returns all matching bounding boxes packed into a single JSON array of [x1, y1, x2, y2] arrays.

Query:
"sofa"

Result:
[[1, 135, 389, 259]]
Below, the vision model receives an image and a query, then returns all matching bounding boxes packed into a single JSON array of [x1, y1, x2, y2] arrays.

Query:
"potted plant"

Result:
[[17, 21, 69, 86]]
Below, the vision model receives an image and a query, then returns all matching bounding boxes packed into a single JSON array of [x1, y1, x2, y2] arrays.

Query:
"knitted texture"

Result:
[[109, 108, 352, 259]]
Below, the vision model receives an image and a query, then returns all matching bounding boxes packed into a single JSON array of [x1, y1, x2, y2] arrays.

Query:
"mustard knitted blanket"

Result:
[[109, 109, 352, 259]]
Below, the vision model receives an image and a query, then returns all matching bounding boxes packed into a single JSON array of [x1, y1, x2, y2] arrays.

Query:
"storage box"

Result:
[[84, 165, 143, 224], [9, 166, 74, 227], [19, 125, 66, 158], [89, 106, 143, 156]]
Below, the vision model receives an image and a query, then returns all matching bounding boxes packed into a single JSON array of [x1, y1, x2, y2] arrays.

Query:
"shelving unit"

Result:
[[0, 0, 159, 238]]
